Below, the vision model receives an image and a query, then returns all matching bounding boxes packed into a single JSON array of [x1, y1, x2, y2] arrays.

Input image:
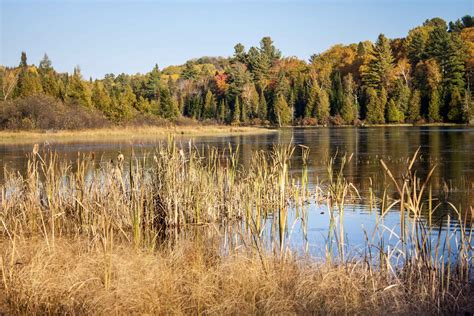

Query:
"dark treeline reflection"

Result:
[[1, 127, 473, 226]]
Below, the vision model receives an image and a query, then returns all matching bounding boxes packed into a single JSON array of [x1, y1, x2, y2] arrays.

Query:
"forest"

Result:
[[0, 15, 473, 129]]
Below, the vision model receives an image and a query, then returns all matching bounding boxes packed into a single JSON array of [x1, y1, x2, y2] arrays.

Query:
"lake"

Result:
[[1, 126, 473, 254]]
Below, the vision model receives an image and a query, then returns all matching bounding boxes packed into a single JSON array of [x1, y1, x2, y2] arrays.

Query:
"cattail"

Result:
[[32, 144, 39, 155]]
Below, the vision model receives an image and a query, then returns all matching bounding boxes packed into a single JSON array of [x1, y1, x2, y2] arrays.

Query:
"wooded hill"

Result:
[[1, 15, 473, 129]]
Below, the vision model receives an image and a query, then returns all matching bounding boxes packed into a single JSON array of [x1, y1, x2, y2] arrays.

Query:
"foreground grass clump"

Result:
[[0, 141, 473, 314], [2, 238, 472, 315]]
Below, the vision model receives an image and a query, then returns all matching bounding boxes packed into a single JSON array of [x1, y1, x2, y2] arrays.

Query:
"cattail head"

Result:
[[32, 144, 39, 155], [117, 153, 124, 164]]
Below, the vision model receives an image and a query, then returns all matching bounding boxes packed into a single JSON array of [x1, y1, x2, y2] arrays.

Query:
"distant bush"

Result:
[[0, 95, 109, 130], [126, 113, 171, 127], [329, 115, 345, 126]]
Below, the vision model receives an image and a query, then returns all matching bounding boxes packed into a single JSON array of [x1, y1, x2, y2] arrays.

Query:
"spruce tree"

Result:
[[366, 87, 385, 123], [316, 88, 330, 123], [66, 67, 91, 107], [274, 94, 292, 126], [408, 90, 422, 122], [362, 34, 394, 90], [386, 99, 402, 123], [428, 89, 441, 122], [447, 87, 462, 121], [232, 96, 240, 124], [204, 90, 216, 119], [91, 81, 112, 114], [258, 89, 267, 120]]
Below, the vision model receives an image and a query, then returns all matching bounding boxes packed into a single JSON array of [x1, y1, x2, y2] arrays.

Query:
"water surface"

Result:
[[1, 126, 473, 253]]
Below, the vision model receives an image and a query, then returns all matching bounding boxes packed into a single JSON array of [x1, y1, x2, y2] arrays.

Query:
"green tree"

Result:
[[181, 61, 198, 80], [315, 88, 330, 123], [66, 66, 91, 107], [38, 54, 60, 98], [258, 89, 267, 120], [274, 94, 292, 126], [91, 81, 112, 114], [203, 90, 216, 119], [462, 90, 472, 123], [14, 52, 43, 98], [386, 99, 403, 123], [408, 89, 422, 121], [218, 99, 227, 123], [159, 86, 179, 119], [428, 88, 441, 121], [447, 87, 463, 121], [365, 87, 385, 123], [232, 96, 241, 124], [361, 34, 394, 90], [340, 74, 358, 123]]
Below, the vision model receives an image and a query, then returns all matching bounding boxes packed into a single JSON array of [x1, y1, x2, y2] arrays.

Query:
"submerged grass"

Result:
[[0, 140, 472, 314]]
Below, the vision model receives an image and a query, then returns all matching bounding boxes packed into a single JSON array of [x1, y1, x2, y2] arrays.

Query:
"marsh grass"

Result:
[[0, 141, 472, 314]]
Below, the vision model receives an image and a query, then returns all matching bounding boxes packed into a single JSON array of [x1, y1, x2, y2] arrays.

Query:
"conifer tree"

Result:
[[365, 87, 384, 123], [258, 89, 267, 120], [362, 34, 394, 90], [232, 97, 241, 124], [204, 90, 216, 119], [428, 89, 441, 121], [274, 94, 292, 126], [340, 74, 357, 123], [91, 81, 112, 114], [408, 90, 422, 121], [66, 66, 91, 107]]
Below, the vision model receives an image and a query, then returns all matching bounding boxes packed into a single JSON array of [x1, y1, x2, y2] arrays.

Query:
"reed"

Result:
[[0, 141, 472, 314]]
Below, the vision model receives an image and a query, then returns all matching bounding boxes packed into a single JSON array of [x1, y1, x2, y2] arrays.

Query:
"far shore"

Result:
[[0, 125, 276, 144], [1, 122, 471, 145]]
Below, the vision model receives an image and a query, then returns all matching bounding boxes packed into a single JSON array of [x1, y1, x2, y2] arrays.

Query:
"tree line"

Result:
[[1, 15, 473, 129]]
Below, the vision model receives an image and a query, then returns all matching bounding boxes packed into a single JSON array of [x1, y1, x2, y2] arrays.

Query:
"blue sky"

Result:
[[1, 0, 472, 79]]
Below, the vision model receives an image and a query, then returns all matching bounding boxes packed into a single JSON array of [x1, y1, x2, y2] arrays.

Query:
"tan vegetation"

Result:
[[0, 142, 472, 314], [0, 125, 275, 144]]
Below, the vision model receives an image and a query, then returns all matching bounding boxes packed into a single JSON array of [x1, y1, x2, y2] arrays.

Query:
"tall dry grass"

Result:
[[0, 140, 472, 314]]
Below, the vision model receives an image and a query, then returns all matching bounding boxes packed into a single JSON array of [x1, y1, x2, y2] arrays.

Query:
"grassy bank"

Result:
[[0, 142, 472, 314], [3, 237, 472, 315], [0, 125, 275, 144]]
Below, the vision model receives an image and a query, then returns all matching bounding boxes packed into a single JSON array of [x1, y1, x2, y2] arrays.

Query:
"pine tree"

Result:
[[386, 99, 403, 123], [232, 97, 240, 124], [14, 52, 43, 98], [340, 74, 357, 123], [407, 31, 427, 65], [218, 99, 226, 123], [408, 90, 422, 122], [366, 87, 385, 123], [462, 90, 472, 123], [38, 54, 60, 98], [91, 81, 112, 114], [316, 88, 330, 123], [258, 89, 267, 120], [66, 66, 91, 107], [428, 88, 441, 122], [159, 86, 179, 119], [331, 72, 344, 115], [447, 87, 462, 121], [274, 94, 292, 126], [204, 90, 216, 119], [361, 34, 394, 90], [240, 96, 248, 123]]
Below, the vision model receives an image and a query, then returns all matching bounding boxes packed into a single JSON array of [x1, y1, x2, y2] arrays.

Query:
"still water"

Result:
[[1, 126, 473, 253]]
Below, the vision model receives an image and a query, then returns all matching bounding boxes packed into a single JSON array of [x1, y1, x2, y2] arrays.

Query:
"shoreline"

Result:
[[0, 125, 276, 144], [0, 123, 470, 145]]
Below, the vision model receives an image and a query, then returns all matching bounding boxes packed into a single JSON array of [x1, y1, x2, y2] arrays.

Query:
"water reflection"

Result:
[[1, 127, 473, 233]]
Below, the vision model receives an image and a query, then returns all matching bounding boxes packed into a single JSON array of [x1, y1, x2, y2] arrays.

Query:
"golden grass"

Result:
[[0, 125, 275, 144], [2, 237, 471, 315], [0, 141, 472, 314]]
